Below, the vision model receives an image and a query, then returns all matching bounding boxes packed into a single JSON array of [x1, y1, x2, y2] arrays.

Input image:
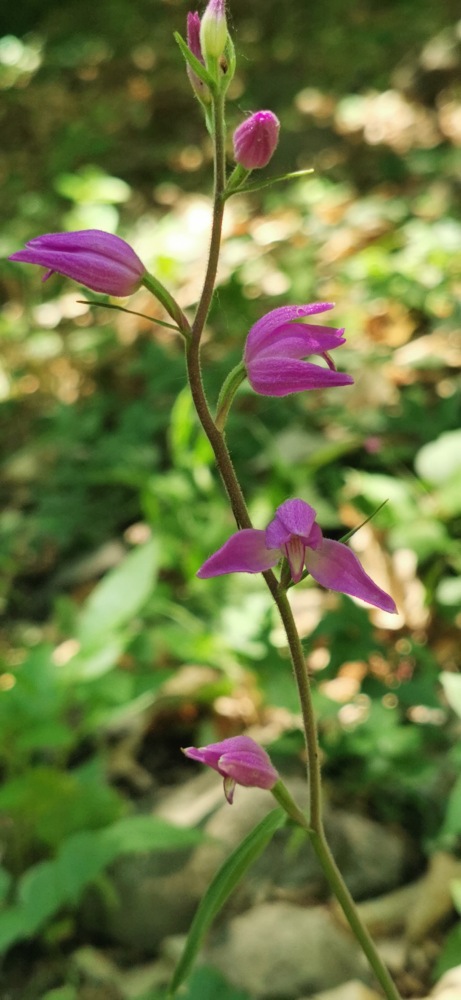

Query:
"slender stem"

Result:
[[186, 77, 402, 1000]]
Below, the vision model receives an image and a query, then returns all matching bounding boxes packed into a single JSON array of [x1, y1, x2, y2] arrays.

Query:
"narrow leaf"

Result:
[[169, 807, 285, 996], [174, 32, 214, 90]]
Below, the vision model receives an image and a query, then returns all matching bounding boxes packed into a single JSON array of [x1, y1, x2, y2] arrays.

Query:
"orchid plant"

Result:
[[9, 2, 402, 997]]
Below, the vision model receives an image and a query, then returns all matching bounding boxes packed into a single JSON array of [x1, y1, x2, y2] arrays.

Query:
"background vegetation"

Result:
[[1, 0, 461, 996]]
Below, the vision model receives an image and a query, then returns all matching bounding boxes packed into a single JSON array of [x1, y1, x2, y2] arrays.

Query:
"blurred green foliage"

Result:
[[1, 0, 461, 993]]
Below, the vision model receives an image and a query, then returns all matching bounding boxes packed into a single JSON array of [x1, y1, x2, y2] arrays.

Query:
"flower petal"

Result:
[[197, 529, 280, 577], [219, 749, 279, 789], [304, 538, 397, 613], [246, 323, 345, 363], [247, 357, 354, 396], [265, 498, 317, 547], [246, 303, 334, 357]]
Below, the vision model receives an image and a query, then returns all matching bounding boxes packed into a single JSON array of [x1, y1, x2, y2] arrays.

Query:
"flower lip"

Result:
[[9, 229, 146, 297]]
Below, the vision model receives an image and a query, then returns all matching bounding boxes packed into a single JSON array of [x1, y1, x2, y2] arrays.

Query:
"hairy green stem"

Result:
[[185, 84, 402, 1000]]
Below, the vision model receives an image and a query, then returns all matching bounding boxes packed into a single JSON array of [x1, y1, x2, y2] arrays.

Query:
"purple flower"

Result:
[[197, 498, 397, 614], [9, 230, 146, 297], [200, 0, 227, 61], [183, 735, 279, 804], [233, 111, 280, 170], [244, 302, 353, 396]]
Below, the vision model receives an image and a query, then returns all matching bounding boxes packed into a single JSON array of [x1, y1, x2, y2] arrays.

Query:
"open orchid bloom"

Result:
[[197, 498, 397, 614], [9, 230, 146, 297], [183, 735, 279, 804], [244, 303, 353, 396]]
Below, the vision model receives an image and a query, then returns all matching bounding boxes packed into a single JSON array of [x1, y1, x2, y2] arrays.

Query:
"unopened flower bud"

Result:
[[233, 111, 280, 170], [200, 0, 228, 62], [9, 229, 145, 297], [186, 12, 211, 103]]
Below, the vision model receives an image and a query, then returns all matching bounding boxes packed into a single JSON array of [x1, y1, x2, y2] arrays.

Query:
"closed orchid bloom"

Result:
[[233, 111, 280, 170], [197, 498, 397, 614], [244, 302, 354, 396], [183, 735, 279, 804], [9, 230, 146, 297], [186, 12, 211, 103]]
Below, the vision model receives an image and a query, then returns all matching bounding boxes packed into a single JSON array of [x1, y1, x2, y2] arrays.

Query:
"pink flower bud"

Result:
[[9, 230, 145, 297], [183, 735, 279, 804], [186, 12, 210, 102], [233, 111, 280, 170]]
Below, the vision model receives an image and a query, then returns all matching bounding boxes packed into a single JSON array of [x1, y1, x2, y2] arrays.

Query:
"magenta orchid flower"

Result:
[[244, 302, 353, 396], [233, 111, 280, 170], [9, 230, 146, 297], [197, 498, 397, 614], [183, 735, 279, 804]]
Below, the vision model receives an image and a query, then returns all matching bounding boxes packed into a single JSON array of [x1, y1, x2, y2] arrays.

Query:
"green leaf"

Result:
[[182, 966, 251, 1000], [439, 774, 461, 842], [415, 430, 461, 485], [440, 672, 461, 719], [451, 880, 461, 915], [77, 540, 158, 644], [169, 807, 285, 996], [174, 32, 214, 90], [433, 921, 461, 979]]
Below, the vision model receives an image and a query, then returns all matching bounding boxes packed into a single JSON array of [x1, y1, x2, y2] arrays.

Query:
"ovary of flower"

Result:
[[197, 498, 397, 614]]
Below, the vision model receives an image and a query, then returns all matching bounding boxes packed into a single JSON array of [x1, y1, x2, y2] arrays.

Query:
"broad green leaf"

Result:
[[415, 430, 461, 485], [440, 672, 461, 720], [100, 814, 203, 855], [439, 774, 461, 841], [77, 540, 158, 644], [169, 807, 286, 996], [18, 860, 63, 926], [0, 866, 12, 905], [0, 906, 34, 953], [451, 880, 461, 915], [181, 966, 251, 1000]]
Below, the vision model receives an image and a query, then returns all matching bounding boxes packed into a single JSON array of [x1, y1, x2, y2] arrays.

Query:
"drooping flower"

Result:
[[9, 230, 146, 297], [197, 498, 397, 614], [183, 735, 279, 804], [199, 0, 228, 62], [233, 111, 280, 170], [244, 303, 354, 396]]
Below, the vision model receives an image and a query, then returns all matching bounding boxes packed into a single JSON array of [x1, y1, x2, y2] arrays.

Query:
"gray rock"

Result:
[[205, 901, 369, 998]]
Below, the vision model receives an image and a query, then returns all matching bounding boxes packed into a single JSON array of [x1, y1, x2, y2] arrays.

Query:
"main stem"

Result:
[[185, 89, 402, 1000]]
